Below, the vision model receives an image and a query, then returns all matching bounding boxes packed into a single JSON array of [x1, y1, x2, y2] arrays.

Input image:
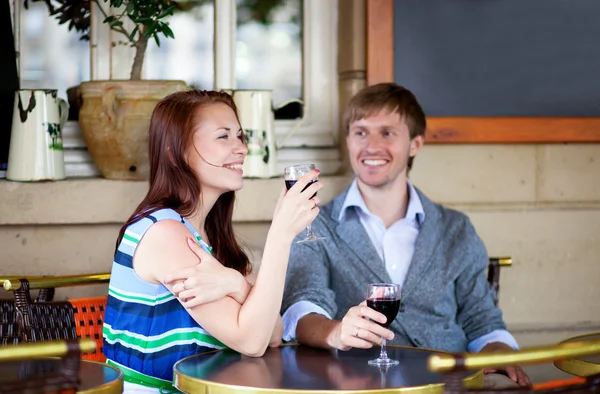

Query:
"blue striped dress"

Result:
[[102, 208, 226, 386]]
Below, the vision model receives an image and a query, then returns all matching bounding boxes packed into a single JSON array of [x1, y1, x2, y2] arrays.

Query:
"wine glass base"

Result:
[[368, 358, 399, 366], [297, 235, 325, 244]]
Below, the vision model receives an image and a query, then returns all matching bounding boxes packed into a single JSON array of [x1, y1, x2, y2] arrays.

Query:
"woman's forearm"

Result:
[[235, 229, 293, 353]]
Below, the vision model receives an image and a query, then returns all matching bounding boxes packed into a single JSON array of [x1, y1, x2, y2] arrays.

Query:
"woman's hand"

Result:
[[270, 169, 323, 242], [164, 238, 251, 308]]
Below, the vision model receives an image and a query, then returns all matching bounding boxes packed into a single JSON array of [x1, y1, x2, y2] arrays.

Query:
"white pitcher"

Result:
[[6, 89, 68, 181], [232, 90, 303, 179]]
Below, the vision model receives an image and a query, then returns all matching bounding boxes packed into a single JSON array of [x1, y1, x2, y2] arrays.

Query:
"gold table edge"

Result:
[[173, 345, 484, 394]]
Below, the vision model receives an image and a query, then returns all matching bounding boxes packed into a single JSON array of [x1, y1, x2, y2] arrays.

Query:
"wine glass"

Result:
[[367, 283, 401, 366], [284, 163, 324, 243]]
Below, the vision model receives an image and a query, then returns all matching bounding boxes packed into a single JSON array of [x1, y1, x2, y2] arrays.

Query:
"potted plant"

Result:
[[29, 0, 189, 180], [82, 0, 190, 180]]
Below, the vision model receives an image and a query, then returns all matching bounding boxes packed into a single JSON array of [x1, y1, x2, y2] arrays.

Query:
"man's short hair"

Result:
[[342, 83, 427, 170]]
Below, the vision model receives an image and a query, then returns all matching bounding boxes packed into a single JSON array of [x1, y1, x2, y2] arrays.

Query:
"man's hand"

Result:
[[480, 342, 531, 387], [327, 301, 394, 351]]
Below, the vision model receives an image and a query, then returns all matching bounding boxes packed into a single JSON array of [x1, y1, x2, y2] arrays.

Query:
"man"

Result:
[[281, 83, 530, 387]]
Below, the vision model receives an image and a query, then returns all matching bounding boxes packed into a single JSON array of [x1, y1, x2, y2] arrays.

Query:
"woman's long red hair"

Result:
[[115, 90, 251, 275]]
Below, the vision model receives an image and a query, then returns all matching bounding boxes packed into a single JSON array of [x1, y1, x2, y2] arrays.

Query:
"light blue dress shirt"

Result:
[[282, 179, 519, 352]]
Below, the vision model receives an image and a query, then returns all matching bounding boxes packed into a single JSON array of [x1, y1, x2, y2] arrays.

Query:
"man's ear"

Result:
[[409, 135, 424, 157]]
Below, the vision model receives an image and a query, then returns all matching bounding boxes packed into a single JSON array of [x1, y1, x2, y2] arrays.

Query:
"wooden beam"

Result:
[[426, 117, 600, 143], [366, 0, 394, 86]]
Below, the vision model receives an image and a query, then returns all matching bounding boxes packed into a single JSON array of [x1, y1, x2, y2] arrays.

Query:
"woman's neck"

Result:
[[186, 190, 220, 242]]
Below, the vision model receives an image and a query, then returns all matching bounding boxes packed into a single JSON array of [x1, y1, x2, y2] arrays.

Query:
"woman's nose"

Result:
[[234, 137, 248, 155]]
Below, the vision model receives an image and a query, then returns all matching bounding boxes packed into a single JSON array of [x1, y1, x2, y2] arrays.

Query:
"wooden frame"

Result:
[[365, 0, 600, 143]]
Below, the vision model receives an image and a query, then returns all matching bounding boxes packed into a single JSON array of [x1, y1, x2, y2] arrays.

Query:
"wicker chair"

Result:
[[0, 338, 96, 393], [1, 274, 110, 362], [488, 257, 512, 306], [428, 337, 600, 394]]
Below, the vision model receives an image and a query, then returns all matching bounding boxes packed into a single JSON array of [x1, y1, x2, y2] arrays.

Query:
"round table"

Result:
[[554, 332, 600, 377], [0, 359, 123, 393], [174, 345, 483, 394]]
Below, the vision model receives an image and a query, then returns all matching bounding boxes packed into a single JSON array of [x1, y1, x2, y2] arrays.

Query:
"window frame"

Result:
[[12, 0, 342, 177], [215, 0, 339, 149]]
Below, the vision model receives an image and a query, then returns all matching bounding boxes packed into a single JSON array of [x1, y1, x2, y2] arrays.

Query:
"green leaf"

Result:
[[129, 25, 139, 42], [158, 5, 176, 19], [153, 34, 161, 47], [103, 15, 116, 23], [111, 21, 123, 28], [133, 17, 153, 24], [160, 23, 174, 39]]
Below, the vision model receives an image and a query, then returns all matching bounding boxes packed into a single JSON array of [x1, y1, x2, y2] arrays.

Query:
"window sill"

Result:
[[0, 176, 352, 225]]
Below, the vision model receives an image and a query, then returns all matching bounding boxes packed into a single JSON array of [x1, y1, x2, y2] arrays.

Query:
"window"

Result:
[[12, 0, 340, 176]]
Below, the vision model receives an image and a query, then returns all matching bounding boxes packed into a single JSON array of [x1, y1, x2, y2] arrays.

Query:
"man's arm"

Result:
[[296, 313, 344, 349], [281, 223, 392, 350], [281, 229, 339, 338], [455, 218, 532, 388], [454, 218, 509, 342], [468, 329, 519, 352]]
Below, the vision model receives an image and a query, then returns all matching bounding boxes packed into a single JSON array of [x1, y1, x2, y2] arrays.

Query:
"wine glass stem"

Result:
[[380, 338, 388, 360]]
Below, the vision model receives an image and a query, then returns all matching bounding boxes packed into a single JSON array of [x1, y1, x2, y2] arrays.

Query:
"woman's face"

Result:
[[188, 103, 248, 195]]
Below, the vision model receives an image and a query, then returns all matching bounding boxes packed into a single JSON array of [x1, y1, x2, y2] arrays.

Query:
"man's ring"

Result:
[[355, 328, 360, 337], [182, 282, 186, 290]]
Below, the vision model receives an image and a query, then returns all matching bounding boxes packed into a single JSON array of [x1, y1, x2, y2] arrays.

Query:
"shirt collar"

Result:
[[338, 179, 425, 225]]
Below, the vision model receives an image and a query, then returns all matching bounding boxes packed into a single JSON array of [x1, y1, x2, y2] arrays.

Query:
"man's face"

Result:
[[346, 109, 423, 190]]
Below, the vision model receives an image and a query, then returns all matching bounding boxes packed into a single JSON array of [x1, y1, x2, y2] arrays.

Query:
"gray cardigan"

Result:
[[281, 185, 508, 353]]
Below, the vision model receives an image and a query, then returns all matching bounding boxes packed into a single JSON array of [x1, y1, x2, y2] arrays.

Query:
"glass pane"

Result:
[[20, 1, 90, 103], [145, 1, 214, 90], [235, 0, 303, 107]]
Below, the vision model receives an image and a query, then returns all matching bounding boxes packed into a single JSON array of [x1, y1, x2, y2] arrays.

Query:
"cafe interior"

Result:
[[0, 0, 599, 393]]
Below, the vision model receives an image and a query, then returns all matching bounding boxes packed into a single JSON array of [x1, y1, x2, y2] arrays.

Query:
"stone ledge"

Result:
[[2, 176, 600, 226], [0, 176, 354, 225]]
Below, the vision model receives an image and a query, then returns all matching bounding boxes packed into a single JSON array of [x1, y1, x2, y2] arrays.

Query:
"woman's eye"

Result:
[[218, 134, 229, 140]]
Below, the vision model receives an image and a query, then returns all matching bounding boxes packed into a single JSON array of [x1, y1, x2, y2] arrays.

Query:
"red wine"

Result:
[[285, 179, 318, 197], [367, 298, 400, 328]]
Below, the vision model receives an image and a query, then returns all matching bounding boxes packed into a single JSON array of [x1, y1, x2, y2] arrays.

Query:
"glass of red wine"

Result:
[[367, 283, 401, 366], [284, 163, 324, 243]]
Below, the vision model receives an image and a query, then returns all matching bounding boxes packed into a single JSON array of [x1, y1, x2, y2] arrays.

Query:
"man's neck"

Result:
[[357, 176, 409, 229]]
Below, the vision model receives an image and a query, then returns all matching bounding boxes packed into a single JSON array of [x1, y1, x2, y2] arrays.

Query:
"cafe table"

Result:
[[0, 358, 123, 393], [554, 332, 600, 377], [174, 344, 483, 394]]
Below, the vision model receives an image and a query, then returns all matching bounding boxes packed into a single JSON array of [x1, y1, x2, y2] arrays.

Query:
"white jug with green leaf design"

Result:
[[7, 89, 68, 181]]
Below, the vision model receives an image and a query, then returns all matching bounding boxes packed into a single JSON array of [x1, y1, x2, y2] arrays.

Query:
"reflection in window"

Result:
[[235, 0, 302, 107], [19, 1, 90, 101], [145, 1, 214, 90]]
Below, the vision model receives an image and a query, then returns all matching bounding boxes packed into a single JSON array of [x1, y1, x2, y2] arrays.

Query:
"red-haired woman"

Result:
[[102, 90, 321, 393]]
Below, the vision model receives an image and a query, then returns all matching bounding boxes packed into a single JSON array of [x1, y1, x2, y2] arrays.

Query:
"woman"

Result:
[[102, 90, 322, 392]]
